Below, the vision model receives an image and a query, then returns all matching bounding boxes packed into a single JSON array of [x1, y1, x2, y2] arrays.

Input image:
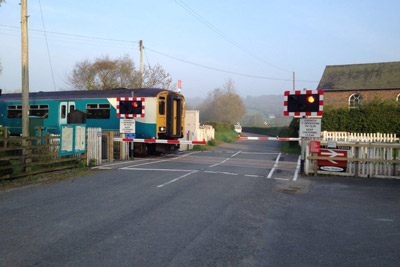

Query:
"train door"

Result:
[[166, 95, 183, 138], [59, 101, 75, 125]]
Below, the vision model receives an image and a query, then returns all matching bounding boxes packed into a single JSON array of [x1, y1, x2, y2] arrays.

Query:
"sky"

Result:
[[0, 0, 399, 98]]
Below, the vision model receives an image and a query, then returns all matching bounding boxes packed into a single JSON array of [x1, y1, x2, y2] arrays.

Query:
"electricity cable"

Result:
[[174, 0, 291, 73], [38, 0, 57, 90], [145, 46, 318, 82]]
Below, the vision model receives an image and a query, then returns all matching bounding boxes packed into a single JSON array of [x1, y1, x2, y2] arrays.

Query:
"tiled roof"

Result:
[[317, 61, 400, 90]]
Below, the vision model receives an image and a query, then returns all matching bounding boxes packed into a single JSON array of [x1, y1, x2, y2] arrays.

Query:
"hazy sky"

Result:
[[0, 0, 399, 98]]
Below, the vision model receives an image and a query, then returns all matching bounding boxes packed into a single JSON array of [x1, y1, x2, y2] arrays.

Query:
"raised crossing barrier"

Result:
[[113, 137, 206, 145], [238, 136, 301, 141]]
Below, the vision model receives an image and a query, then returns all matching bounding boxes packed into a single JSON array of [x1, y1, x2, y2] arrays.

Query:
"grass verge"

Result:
[[280, 141, 301, 154]]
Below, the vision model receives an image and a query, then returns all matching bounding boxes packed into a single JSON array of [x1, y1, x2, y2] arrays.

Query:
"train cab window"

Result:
[[7, 105, 22, 118], [159, 97, 165, 115], [30, 104, 49, 118], [70, 105, 75, 112], [86, 103, 110, 119], [61, 105, 66, 119]]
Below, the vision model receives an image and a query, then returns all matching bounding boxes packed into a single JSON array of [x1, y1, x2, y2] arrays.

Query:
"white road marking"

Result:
[[209, 158, 230, 168], [230, 151, 242, 158], [120, 167, 197, 172], [293, 155, 301, 181], [244, 174, 261, 178], [240, 152, 280, 155], [267, 153, 282, 179], [204, 171, 218, 174], [123, 151, 201, 169], [274, 177, 289, 181], [91, 159, 151, 169], [157, 170, 198, 188], [220, 172, 238, 176]]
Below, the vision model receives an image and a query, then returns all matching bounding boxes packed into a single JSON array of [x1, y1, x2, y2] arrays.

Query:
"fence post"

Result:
[[108, 131, 114, 163], [354, 143, 359, 177], [3, 127, 8, 148]]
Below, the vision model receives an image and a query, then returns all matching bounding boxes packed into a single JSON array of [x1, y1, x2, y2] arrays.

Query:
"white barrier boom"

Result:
[[114, 137, 206, 145], [238, 136, 301, 141]]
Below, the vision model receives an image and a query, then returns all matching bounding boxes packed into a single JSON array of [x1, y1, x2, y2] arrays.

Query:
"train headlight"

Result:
[[159, 126, 166, 132]]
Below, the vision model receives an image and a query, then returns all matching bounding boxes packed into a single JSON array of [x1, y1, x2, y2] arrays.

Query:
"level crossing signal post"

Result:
[[283, 90, 324, 174]]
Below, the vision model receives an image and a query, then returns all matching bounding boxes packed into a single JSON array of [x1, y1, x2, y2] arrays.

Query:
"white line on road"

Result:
[[92, 159, 151, 169], [157, 170, 199, 188], [267, 153, 282, 179], [244, 174, 261, 177], [204, 171, 218, 174], [274, 177, 289, 181], [240, 152, 280, 155], [120, 167, 197, 172], [123, 152, 201, 169], [230, 151, 242, 158], [209, 158, 230, 168], [293, 155, 301, 181]]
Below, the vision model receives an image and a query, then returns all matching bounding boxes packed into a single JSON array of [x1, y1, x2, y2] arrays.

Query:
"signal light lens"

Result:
[[307, 96, 315, 104], [132, 102, 139, 108]]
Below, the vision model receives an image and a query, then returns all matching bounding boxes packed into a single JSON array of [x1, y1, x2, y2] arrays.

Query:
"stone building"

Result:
[[317, 61, 400, 109]]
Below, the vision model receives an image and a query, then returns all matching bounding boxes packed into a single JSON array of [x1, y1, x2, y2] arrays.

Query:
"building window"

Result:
[[349, 93, 364, 109], [30, 104, 49, 118], [86, 103, 110, 119], [7, 105, 22, 118]]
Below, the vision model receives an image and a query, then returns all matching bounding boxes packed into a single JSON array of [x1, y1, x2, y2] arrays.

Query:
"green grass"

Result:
[[280, 141, 301, 155], [191, 126, 238, 151]]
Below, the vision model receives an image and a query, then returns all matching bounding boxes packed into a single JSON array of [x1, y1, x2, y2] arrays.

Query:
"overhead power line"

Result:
[[145, 47, 318, 83], [38, 0, 57, 91], [174, 0, 291, 73], [0, 24, 139, 44]]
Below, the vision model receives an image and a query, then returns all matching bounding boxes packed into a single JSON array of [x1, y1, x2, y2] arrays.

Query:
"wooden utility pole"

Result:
[[21, 0, 29, 140], [139, 40, 143, 88]]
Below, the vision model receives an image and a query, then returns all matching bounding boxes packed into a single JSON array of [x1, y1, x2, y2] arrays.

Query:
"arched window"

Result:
[[349, 93, 364, 109]]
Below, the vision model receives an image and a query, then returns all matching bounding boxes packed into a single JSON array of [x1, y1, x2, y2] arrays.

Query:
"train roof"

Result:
[[0, 88, 183, 101]]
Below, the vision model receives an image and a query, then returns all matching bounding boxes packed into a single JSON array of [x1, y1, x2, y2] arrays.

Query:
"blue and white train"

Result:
[[0, 88, 185, 154]]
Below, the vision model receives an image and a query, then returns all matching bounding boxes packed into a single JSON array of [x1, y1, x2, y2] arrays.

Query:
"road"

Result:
[[1, 134, 399, 266]]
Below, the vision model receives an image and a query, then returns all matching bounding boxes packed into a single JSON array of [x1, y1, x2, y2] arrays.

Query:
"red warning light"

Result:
[[132, 102, 139, 108], [307, 96, 315, 103]]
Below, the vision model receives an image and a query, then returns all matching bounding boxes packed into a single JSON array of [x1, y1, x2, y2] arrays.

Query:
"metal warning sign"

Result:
[[318, 148, 348, 172], [299, 118, 321, 138]]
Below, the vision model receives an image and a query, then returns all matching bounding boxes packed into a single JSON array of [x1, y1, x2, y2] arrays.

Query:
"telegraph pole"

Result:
[[293, 71, 295, 90], [139, 40, 143, 88], [21, 0, 29, 140]]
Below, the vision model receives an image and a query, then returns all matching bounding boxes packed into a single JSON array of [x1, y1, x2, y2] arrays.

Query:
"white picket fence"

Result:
[[87, 127, 102, 165], [321, 131, 399, 143]]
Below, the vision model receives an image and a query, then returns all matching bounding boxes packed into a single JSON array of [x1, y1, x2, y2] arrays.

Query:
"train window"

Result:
[[61, 105, 66, 119], [70, 105, 75, 112], [86, 103, 110, 119], [159, 101, 165, 115], [7, 105, 22, 118], [30, 104, 49, 118]]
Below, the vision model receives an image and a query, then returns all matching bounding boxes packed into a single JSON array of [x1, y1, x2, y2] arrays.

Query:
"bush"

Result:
[[203, 121, 233, 131], [287, 99, 400, 137]]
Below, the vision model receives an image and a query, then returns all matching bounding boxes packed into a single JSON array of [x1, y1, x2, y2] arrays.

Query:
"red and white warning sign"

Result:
[[318, 148, 348, 172]]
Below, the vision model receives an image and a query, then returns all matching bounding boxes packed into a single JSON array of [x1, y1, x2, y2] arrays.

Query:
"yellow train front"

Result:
[[115, 88, 185, 155]]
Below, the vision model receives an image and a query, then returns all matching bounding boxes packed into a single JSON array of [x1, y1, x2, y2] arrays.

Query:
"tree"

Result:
[[199, 79, 246, 123], [67, 55, 174, 90]]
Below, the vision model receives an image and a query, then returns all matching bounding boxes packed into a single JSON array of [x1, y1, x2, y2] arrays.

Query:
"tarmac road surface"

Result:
[[1, 133, 399, 266]]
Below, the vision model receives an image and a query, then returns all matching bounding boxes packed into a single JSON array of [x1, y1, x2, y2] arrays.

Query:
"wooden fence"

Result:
[[321, 131, 399, 143], [0, 127, 85, 180], [306, 141, 400, 179]]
